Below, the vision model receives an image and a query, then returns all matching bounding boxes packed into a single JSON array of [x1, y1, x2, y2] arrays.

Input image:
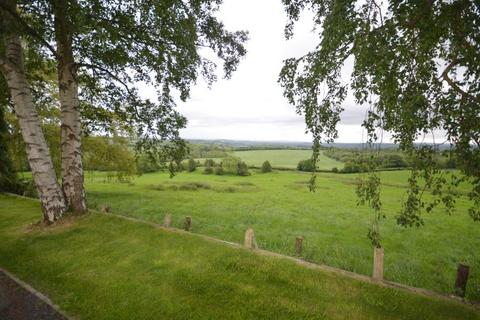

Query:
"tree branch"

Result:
[[76, 63, 132, 95], [371, 0, 384, 26], [0, 2, 59, 60], [441, 60, 480, 103], [75, 62, 141, 119]]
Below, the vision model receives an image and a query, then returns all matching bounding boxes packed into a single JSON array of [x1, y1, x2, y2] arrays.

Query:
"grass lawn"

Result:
[[84, 169, 480, 300], [232, 149, 342, 170], [0, 194, 478, 319]]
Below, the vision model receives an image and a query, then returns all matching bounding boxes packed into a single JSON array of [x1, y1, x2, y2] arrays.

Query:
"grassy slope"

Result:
[[0, 194, 478, 320], [85, 170, 480, 300], [233, 149, 342, 170]]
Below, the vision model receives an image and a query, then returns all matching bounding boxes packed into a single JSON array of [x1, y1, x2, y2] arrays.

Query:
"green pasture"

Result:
[[83, 169, 480, 300], [0, 194, 477, 319], [232, 149, 342, 170]]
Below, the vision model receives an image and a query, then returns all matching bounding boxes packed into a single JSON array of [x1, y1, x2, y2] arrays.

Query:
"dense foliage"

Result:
[[0, 106, 17, 192], [188, 144, 231, 159], [280, 0, 480, 245], [237, 161, 250, 176], [202, 156, 250, 176], [261, 160, 273, 173], [297, 159, 316, 172], [187, 159, 197, 172], [203, 159, 216, 174], [1, 0, 248, 215], [83, 136, 137, 182]]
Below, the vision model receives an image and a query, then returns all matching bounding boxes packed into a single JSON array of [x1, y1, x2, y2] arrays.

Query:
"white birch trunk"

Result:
[[0, 33, 66, 223], [53, 1, 87, 214]]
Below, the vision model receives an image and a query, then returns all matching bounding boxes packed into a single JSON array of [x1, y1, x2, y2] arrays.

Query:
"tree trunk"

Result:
[[52, 0, 87, 214], [0, 22, 66, 223]]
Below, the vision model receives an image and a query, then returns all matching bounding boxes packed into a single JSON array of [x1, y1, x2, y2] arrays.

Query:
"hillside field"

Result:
[[84, 169, 480, 300], [232, 149, 343, 170], [1, 195, 477, 319]]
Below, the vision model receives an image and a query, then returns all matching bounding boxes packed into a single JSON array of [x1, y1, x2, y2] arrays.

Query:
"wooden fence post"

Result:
[[295, 236, 303, 257], [454, 263, 470, 297], [372, 247, 384, 281], [244, 228, 257, 249], [163, 214, 172, 228], [184, 216, 192, 231]]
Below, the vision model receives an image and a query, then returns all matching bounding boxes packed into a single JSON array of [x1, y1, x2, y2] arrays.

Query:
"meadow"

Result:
[[84, 167, 480, 301], [232, 149, 342, 170], [1, 194, 477, 319]]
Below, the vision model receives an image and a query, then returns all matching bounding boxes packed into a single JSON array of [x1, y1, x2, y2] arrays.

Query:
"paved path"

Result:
[[0, 270, 66, 320]]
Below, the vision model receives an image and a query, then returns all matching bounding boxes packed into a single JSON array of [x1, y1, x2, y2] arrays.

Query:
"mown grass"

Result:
[[85, 169, 480, 300], [232, 149, 342, 170], [0, 194, 478, 319]]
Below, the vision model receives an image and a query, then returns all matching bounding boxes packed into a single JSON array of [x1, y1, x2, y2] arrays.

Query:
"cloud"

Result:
[[141, 0, 374, 142]]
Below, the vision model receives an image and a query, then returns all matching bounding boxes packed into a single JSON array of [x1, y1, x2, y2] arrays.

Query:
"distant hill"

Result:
[[187, 139, 453, 151]]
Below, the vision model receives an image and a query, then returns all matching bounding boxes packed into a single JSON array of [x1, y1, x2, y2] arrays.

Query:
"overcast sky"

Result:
[[175, 0, 369, 142]]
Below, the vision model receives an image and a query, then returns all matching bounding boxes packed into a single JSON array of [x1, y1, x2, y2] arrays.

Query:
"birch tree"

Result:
[[0, 0, 66, 222], [3, 0, 247, 216], [52, 0, 86, 214]]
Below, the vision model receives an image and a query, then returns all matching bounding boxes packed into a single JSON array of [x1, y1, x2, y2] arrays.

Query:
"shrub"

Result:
[[204, 159, 215, 174], [341, 162, 363, 173], [204, 165, 214, 174], [18, 179, 38, 198], [297, 159, 316, 172], [214, 165, 224, 175], [261, 160, 272, 173], [187, 158, 197, 172], [237, 161, 251, 176], [382, 154, 408, 168], [221, 156, 241, 174], [204, 159, 216, 167], [332, 167, 339, 173]]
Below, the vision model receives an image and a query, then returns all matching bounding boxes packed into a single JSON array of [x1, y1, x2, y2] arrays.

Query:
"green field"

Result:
[[232, 149, 342, 170], [0, 194, 478, 319], [83, 169, 480, 300]]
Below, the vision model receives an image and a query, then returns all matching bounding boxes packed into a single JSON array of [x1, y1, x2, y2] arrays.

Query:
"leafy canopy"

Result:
[[5, 0, 247, 167], [280, 0, 480, 244]]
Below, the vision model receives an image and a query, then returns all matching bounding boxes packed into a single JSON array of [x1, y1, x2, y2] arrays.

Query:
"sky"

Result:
[[171, 0, 370, 142]]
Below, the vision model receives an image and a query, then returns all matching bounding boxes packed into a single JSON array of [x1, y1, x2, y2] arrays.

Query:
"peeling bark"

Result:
[[52, 0, 87, 214], [0, 4, 66, 222]]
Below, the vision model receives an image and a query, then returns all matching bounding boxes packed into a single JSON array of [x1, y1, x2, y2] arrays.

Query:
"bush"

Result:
[[261, 160, 272, 173], [136, 154, 159, 173], [19, 179, 38, 198], [204, 159, 216, 167], [237, 161, 251, 176], [221, 156, 241, 174], [204, 159, 215, 174], [187, 158, 197, 172], [297, 159, 316, 172], [219, 156, 250, 176], [332, 167, 339, 173], [204, 165, 214, 174], [214, 165, 224, 175], [341, 162, 363, 173], [382, 154, 408, 168]]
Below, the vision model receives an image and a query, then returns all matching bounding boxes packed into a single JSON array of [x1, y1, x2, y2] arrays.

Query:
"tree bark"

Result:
[[0, 8, 66, 222], [52, 0, 87, 214]]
